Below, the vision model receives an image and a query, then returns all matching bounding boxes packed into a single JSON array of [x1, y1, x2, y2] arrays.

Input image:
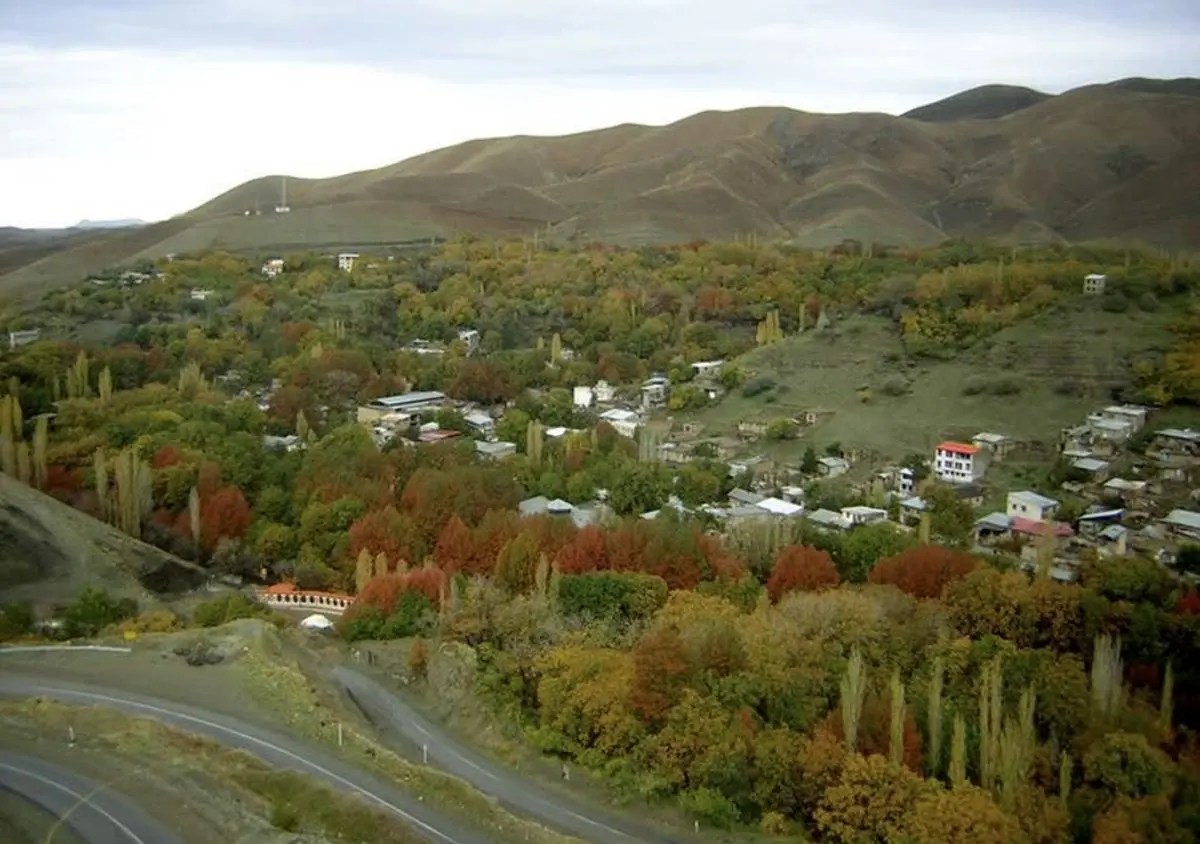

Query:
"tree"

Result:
[[840, 646, 867, 751], [927, 656, 945, 778], [903, 785, 1024, 844], [800, 445, 819, 474], [495, 531, 541, 594], [409, 638, 429, 680], [814, 753, 926, 844], [868, 545, 979, 599], [31, 415, 47, 490], [766, 545, 839, 601], [200, 486, 253, 550], [630, 625, 690, 725], [434, 515, 474, 574], [1083, 733, 1174, 800], [188, 486, 202, 551]]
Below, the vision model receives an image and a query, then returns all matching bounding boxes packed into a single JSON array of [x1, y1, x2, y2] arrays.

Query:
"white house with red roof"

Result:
[[934, 441, 984, 483]]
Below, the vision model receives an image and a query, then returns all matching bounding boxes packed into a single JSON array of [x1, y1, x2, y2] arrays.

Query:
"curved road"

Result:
[[0, 751, 180, 844], [0, 674, 489, 844], [332, 667, 682, 844]]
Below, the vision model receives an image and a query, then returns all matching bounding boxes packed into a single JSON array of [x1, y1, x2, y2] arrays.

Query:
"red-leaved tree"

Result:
[[555, 524, 608, 574], [630, 625, 690, 725], [200, 485, 252, 549], [434, 515, 474, 574], [348, 507, 422, 567], [868, 545, 979, 599], [767, 545, 839, 602]]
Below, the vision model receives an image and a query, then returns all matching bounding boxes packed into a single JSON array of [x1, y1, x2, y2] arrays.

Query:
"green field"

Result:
[[685, 298, 1181, 462]]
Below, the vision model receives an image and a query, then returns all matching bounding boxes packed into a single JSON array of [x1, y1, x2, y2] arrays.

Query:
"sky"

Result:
[[1, 0, 1198, 228]]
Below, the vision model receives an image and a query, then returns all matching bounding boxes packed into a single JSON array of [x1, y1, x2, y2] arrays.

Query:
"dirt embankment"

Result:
[[0, 473, 206, 608]]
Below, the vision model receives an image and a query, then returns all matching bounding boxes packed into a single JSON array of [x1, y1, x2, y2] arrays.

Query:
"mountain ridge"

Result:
[[2, 76, 1198, 298]]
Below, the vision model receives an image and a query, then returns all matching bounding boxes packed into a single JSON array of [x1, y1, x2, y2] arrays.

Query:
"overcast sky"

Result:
[[1, 0, 1197, 228]]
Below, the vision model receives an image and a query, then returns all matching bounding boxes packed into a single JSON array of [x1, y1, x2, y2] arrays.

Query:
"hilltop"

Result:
[[2, 76, 1199, 297]]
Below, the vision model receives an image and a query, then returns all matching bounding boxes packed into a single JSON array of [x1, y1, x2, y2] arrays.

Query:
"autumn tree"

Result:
[[630, 625, 690, 726], [868, 545, 979, 599], [200, 486, 253, 550], [814, 753, 927, 844], [903, 784, 1024, 844], [433, 515, 474, 574], [555, 524, 608, 574], [409, 638, 429, 680], [766, 544, 839, 602], [348, 506, 421, 567]]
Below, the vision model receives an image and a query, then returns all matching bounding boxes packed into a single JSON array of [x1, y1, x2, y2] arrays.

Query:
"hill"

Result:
[[3, 78, 1200, 297], [901, 84, 1052, 122], [689, 301, 1187, 458], [0, 473, 206, 609]]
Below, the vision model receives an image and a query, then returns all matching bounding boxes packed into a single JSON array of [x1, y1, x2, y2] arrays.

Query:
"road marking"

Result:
[[0, 761, 147, 844], [0, 646, 133, 655], [25, 686, 460, 844]]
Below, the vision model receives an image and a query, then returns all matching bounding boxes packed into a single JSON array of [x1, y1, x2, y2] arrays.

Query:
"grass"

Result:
[[0, 698, 427, 844], [235, 632, 584, 844], [686, 300, 1181, 462]]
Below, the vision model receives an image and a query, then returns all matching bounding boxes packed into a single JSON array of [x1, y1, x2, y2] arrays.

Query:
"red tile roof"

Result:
[[937, 441, 979, 455]]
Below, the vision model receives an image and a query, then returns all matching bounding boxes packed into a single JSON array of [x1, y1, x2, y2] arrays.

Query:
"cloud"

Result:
[[0, 0, 1197, 227]]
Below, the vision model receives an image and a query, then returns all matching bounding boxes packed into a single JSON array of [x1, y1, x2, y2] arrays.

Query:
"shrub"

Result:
[[1139, 292, 1160, 311], [1102, 292, 1130, 313], [557, 571, 669, 621], [116, 610, 182, 634], [962, 375, 988, 396], [0, 602, 35, 642], [880, 376, 910, 397], [679, 787, 741, 829], [192, 593, 273, 628], [767, 545, 839, 601], [741, 376, 776, 398], [989, 376, 1022, 396], [60, 588, 138, 638]]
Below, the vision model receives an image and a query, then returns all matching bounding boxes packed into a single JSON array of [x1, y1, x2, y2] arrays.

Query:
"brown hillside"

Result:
[[4, 81, 1200, 297]]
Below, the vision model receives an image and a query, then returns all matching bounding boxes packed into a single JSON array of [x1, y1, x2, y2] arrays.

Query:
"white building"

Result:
[[337, 252, 360, 272], [691, 360, 725, 379], [189, 288, 214, 301], [1099, 405, 1150, 432], [7, 329, 40, 349], [934, 441, 983, 483], [1006, 490, 1060, 523], [598, 408, 639, 438], [1083, 273, 1107, 295], [262, 258, 285, 278], [572, 386, 594, 408], [457, 328, 481, 355], [594, 380, 616, 403]]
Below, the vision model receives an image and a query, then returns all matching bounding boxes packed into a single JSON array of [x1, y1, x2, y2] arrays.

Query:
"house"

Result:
[[1071, 456, 1111, 481], [972, 432, 1015, 461], [898, 467, 916, 495], [691, 360, 724, 380], [262, 434, 303, 452], [1006, 490, 1059, 522], [1087, 415, 1133, 444], [934, 441, 984, 483], [572, 386, 594, 408], [657, 442, 695, 465], [475, 440, 516, 461], [976, 512, 1012, 543], [755, 497, 804, 517], [598, 408, 639, 438], [262, 258, 285, 278], [780, 485, 805, 504], [1102, 477, 1147, 504], [817, 456, 850, 478], [1163, 509, 1200, 542], [7, 329, 40, 349], [841, 506, 888, 527], [1083, 273, 1107, 295], [594, 380, 616, 403], [417, 429, 460, 445], [1010, 517, 1074, 543], [1076, 508, 1125, 539], [358, 391, 447, 422], [898, 496, 927, 526], [337, 252, 359, 272], [457, 329, 481, 355], [1097, 525, 1129, 558], [464, 410, 495, 439], [806, 508, 852, 531], [737, 420, 770, 440], [729, 488, 765, 508], [188, 288, 214, 301], [641, 375, 670, 410], [1150, 429, 1200, 463], [1099, 405, 1150, 432], [518, 495, 608, 529]]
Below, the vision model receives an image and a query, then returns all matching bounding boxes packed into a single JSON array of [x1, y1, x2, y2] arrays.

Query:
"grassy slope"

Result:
[[0, 473, 206, 606], [686, 300, 1179, 460]]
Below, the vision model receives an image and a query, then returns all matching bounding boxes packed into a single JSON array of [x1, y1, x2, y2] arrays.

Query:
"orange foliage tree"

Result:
[[556, 524, 609, 574], [630, 626, 691, 725], [434, 515, 474, 574], [767, 545, 839, 602], [348, 506, 421, 566], [199, 485, 252, 550], [868, 545, 979, 599], [356, 568, 445, 615]]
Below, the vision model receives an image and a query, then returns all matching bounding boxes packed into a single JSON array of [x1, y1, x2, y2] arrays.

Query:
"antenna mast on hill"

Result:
[[276, 176, 290, 213]]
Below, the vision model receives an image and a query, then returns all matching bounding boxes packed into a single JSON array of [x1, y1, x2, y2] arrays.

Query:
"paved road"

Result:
[[0, 750, 180, 844], [0, 674, 491, 844], [332, 666, 683, 844]]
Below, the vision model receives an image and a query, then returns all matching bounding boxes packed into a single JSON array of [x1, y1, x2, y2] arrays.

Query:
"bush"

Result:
[[192, 593, 274, 628], [679, 787, 741, 829], [741, 376, 776, 398], [1101, 292, 1130, 313], [1139, 292, 1160, 311], [116, 610, 182, 635], [60, 588, 138, 638], [989, 376, 1022, 396], [1054, 378, 1087, 397], [962, 375, 988, 396], [880, 376, 910, 397], [0, 602, 35, 642], [557, 572, 669, 622]]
